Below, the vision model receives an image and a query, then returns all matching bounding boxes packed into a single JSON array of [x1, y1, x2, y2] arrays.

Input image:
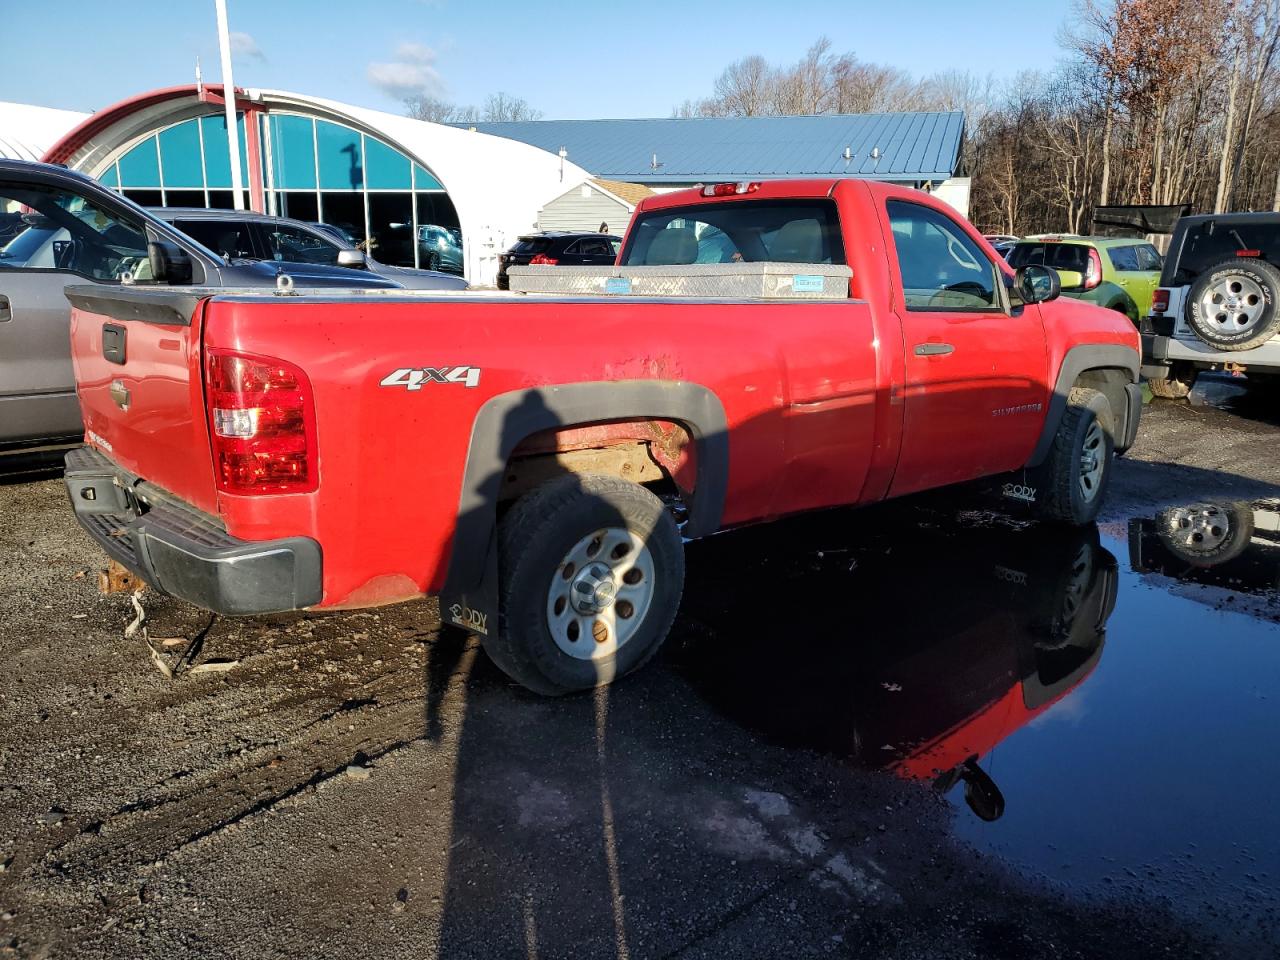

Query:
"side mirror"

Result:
[[147, 237, 194, 285], [1013, 263, 1061, 305], [337, 248, 367, 268]]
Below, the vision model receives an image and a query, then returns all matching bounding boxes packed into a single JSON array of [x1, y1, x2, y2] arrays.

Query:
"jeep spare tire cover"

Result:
[[1186, 257, 1280, 351]]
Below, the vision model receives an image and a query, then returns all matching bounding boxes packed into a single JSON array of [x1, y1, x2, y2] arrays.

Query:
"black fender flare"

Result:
[[1026, 344, 1140, 467], [439, 380, 728, 633]]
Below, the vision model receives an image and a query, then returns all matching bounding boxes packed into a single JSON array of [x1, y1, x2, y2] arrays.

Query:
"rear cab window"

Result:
[[620, 200, 846, 267]]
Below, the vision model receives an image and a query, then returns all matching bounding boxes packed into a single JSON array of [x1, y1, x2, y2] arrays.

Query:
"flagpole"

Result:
[[213, 0, 245, 210]]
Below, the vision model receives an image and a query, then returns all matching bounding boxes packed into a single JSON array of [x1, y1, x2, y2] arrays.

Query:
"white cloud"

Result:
[[229, 31, 265, 62], [367, 42, 444, 99]]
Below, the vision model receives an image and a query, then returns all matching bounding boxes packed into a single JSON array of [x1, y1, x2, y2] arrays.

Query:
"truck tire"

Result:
[[1031, 387, 1114, 526], [1148, 362, 1198, 399], [1186, 258, 1280, 351], [489, 474, 684, 695]]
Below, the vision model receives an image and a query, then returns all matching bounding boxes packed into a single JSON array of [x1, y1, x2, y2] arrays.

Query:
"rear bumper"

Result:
[[1142, 331, 1280, 371], [64, 447, 322, 615]]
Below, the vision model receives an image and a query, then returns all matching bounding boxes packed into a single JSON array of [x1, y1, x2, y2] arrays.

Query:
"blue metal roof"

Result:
[[463, 112, 964, 184]]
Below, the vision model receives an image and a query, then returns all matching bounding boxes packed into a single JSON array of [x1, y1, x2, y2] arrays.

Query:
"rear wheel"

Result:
[[1031, 387, 1115, 526], [487, 475, 685, 695], [1148, 362, 1199, 399], [1186, 258, 1280, 351]]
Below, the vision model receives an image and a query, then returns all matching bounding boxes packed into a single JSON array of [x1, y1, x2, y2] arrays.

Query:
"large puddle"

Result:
[[676, 497, 1280, 926]]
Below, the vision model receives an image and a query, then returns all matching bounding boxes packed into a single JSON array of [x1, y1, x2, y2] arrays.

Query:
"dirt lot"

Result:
[[1, 379, 1278, 959]]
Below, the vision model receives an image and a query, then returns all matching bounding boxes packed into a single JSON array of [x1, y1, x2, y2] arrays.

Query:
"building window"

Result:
[[96, 112, 462, 273]]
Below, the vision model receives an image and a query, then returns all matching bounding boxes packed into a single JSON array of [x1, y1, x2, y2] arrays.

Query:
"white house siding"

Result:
[[539, 187, 631, 235]]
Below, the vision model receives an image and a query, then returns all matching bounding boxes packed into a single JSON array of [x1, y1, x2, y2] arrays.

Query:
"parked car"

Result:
[[1006, 235, 1163, 322], [497, 231, 621, 289], [0, 159, 401, 457], [1142, 213, 1280, 398], [63, 178, 1141, 696], [151, 208, 467, 291], [984, 233, 1019, 246]]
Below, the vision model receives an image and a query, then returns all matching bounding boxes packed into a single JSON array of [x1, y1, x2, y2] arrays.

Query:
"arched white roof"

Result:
[[46, 86, 593, 284], [0, 101, 88, 161]]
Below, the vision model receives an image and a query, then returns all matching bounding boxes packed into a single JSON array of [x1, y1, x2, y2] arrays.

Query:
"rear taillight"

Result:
[[206, 350, 317, 494], [702, 181, 761, 197], [1151, 288, 1170, 314], [529, 253, 559, 265], [1083, 248, 1103, 290]]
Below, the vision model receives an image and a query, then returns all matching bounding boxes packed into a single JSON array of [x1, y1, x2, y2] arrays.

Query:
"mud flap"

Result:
[[999, 471, 1040, 508], [439, 537, 498, 640]]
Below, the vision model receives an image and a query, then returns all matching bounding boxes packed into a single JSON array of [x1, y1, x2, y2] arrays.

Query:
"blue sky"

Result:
[[2, 0, 1076, 119]]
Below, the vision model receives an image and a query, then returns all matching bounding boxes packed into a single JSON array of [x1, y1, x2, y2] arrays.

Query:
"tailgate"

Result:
[[66, 286, 219, 514]]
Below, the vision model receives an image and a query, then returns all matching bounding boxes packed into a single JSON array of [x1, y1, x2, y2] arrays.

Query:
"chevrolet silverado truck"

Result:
[[62, 180, 1142, 695]]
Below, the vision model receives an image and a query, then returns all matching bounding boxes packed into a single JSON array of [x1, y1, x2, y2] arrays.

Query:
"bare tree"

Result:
[[405, 92, 542, 124], [481, 92, 544, 122]]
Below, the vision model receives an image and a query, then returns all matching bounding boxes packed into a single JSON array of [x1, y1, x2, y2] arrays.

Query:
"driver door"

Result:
[[882, 199, 1049, 496]]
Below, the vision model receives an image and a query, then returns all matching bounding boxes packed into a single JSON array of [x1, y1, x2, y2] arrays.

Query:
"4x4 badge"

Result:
[[380, 366, 481, 390]]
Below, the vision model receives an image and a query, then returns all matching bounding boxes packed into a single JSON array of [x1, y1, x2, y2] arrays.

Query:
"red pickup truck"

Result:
[[63, 180, 1141, 695]]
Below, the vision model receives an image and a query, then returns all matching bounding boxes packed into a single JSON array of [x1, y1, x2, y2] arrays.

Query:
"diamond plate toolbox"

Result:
[[507, 262, 853, 300]]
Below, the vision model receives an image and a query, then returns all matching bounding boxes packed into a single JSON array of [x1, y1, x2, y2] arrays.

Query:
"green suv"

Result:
[[1006, 236, 1163, 322]]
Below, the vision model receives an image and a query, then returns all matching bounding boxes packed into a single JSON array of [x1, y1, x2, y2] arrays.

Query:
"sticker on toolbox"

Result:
[[792, 275, 824, 293], [604, 277, 633, 295]]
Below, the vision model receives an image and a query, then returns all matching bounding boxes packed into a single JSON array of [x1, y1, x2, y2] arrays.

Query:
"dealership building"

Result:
[[3, 89, 968, 284]]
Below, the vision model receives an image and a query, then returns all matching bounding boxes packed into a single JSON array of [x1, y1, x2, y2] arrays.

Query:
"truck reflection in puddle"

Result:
[[1129, 500, 1280, 595], [675, 508, 1118, 821]]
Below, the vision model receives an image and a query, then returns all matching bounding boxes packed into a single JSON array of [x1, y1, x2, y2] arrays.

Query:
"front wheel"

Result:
[[1031, 387, 1115, 525], [487, 475, 685, 695]]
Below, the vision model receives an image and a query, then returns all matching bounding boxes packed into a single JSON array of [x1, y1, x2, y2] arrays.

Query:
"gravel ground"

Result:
[[0, 379, 1278, 960]]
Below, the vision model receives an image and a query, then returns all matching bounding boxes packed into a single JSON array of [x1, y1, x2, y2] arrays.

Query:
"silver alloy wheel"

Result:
[[1078, 420, 1105, 502], [545, 527, 656, 661], [1161, 504, 1231, 554], [1198, 273, 1267, 335]]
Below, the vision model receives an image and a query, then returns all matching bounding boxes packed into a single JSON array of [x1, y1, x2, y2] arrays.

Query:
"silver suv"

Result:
[[0, 159, 401, 457]]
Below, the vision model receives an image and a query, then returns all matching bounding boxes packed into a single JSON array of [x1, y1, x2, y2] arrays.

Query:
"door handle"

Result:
[[914, 342, 955, 357], [0, 295, 10, 322]]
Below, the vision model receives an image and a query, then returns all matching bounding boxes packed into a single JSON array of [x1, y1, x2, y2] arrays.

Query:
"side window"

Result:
[[176, 219, 256, 260], [1136, 244, 1163, 271], [1108, 245, 1140, 271], [578, 238, 611, 256], [886, 200, 999, 310], [263, 223, 340, 265], [0, 182, 150, 282], [561, 239, 585, 255]]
